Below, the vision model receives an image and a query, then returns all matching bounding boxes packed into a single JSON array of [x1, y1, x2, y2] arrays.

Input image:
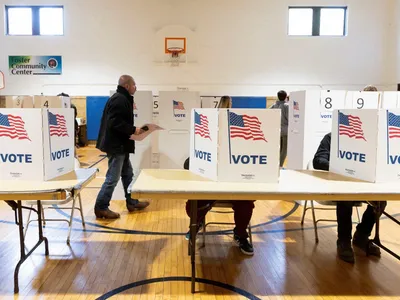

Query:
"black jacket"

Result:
[[96, 86, 137, 154], [313, 133, 331, 171], [184, 157, 190, 170]]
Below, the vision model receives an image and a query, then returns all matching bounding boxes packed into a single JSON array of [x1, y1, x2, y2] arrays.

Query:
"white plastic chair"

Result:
[[24, 158, 85, 244], [300, 160, 361, 243]]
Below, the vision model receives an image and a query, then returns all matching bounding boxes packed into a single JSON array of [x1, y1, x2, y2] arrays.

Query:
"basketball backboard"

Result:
[[165, 37, 186, 66], [165, 37, 186, 54], [153, 25, 197, 65]]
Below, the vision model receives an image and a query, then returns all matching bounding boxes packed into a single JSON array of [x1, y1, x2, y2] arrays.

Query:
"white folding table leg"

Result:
[[41, 205, 46, 227], [23, 205, 34, 238], [66, 197, 77, 244], [77, 194, 85, 227]]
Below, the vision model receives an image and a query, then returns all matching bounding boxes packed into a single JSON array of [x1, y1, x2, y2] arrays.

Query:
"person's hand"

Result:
[[143, 124, 163, 131]]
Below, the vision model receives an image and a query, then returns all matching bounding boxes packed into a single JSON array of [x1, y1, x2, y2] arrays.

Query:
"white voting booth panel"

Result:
[[201, 96, 219, 108], [347, 91, 380, 109], [34, 95, 71, 108], [381, 92, 400, 109], [287, 90, 381, 171], [190, 108, 280, 183], [330, 109, 400, 183], [110, 91, 153, 200], [0, 96, 34, 108], [157, 91, 201, 169], [0, 108, 74, 181]]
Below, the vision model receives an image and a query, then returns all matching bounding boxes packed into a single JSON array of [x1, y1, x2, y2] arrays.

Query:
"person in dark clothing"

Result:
[[70, 103, 79, 144], [183, 157, 255, 256], [270, 90, 289, 167], [95, 75, 157, 219], [313, 133, 386, 263]]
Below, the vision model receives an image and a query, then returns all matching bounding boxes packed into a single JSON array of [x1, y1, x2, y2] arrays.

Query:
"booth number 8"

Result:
[[324, 97, 333, 109]]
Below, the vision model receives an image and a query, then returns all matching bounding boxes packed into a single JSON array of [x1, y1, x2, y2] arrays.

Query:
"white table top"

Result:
[[0, 168, 97, 201], [130, 169, 400, 201]]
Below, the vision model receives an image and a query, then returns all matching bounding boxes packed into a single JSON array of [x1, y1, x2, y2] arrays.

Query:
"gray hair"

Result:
[[363, 85, 378, 92]]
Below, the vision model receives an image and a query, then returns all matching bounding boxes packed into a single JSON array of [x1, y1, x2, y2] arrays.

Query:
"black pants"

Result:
[[280, 135, 288, 167], [186, 200, 255, 238], [337, 201, 387, 241]]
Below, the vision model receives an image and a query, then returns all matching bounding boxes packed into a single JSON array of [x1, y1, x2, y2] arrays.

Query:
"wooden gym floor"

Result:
[[0, 145, 399, 300]]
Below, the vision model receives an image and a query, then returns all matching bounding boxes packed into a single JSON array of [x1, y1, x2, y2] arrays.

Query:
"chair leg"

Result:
[[77, 194, 85, 227], [202, 216, 206, 248], [310, 200, 319, 243], [67, 197, 77, 245], [301, 200, 308, 226], [356, 206, 361, 223], [248, 222, 253, 245], [24, 205, 33, 238]]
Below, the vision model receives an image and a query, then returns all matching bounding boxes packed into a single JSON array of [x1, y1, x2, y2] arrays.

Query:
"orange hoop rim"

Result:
[[167, 47, 184, 57]]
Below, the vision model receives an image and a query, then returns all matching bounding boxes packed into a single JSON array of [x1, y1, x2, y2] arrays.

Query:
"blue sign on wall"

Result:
[[231, 97, 266, 108]]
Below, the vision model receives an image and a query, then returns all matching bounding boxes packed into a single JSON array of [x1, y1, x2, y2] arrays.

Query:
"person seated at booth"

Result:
[[183, 95, 254, 255], [183, 157, 255, 255], [313, 132, 386, 263]]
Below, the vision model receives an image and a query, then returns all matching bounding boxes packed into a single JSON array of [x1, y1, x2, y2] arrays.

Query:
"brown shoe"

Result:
[[127, 201, 150, 212], [94, 208, 120, 219]]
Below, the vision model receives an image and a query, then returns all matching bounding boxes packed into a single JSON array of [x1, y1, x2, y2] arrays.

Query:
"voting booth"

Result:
[[189, 108, 281, 183], [287, 90, 381, 170], [0, 108, 75, 181], [157, 91, 201, 169], [33, 95, 71, 108], [0, 96, 34, 108], [381, 92, 400, 109], [330, 109, 400, 183], [111, 91, 154, 200], [201, 96, 219, 109]]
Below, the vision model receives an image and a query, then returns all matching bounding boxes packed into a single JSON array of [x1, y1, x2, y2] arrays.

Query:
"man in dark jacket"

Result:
[[313, 133, 386, 263], [95, 75, 150, 219]]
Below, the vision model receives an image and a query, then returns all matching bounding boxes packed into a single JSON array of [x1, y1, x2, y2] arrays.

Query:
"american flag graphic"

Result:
[[293, 101, 299, 110], [0, 113, 30, 140], [49, 112, 68, 137], [229, 112, 267, 142], [388, 112, 400, 139], [338, 112, 366, 141], [173, 100, 185, 110], [194, 111, 211, 140]]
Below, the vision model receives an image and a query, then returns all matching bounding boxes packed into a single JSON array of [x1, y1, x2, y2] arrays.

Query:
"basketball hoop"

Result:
[[0, 71, 4, 90], [167, 47, 184, 66]]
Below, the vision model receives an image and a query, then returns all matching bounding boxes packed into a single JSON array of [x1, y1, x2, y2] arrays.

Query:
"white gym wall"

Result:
[[0, 0, 398, 96]]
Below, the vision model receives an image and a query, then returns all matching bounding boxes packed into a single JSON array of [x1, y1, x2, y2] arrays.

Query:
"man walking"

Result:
[[95, 75, 154, 219]]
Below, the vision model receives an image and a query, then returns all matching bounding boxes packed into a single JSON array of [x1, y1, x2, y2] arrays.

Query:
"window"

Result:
[[288, 8, 313, 36], [288, 7, 347, 36], [5, 6, 64, 36]]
